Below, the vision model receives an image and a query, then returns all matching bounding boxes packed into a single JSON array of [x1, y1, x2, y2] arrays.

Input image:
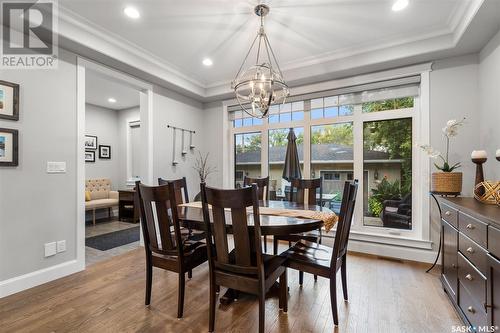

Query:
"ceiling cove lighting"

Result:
[[231, 4, 289, 119], [108, 98, 117, 103], [392, 0, 409, 11], [124, 6, 140, 19], [202, 58, 213, 67]]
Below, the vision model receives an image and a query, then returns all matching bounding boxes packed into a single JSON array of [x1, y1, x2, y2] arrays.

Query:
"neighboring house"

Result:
[[235, 143, 404, 210]]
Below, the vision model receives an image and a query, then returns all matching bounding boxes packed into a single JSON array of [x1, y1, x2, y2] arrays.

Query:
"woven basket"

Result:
[[431, 172, 462, 194]]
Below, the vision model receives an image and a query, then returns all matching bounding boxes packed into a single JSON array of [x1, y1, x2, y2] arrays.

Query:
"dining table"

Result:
[[177, 200, 334, 304]]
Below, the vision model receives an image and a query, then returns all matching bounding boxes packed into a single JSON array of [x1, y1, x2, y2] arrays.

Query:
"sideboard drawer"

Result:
[[459, 212, 488, 248], [442, 202, 459, 228], [459, 282, 487, 330], [459, 232, 488, 275], [458, 252, 486, 307], [488, 225, 500, 259]]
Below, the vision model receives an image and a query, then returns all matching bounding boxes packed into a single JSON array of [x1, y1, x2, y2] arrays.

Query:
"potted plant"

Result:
[[420, 118, 465, 194], [193, 151, 216, 201]]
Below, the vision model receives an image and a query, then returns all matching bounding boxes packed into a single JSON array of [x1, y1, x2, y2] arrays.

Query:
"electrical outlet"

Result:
[[57, 240, 66, 253], [44, 242, 57, 257]]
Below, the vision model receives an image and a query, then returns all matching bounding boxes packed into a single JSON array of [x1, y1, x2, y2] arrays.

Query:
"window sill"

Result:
[[323, 229, 433, 250]]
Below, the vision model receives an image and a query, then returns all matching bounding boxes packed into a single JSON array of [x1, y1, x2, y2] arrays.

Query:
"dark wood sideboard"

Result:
[[439, 197, 500, 331]]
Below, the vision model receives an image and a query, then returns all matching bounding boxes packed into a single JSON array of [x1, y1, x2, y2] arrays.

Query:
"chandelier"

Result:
[[231, 4, 289, 119]]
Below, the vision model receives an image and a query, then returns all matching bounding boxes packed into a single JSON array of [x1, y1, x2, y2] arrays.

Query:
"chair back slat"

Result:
[[137, 182, 183, 255], [290, 178, 322, 206], [231, 207, 253, 266], [212, 206, 230, 264], [331, 180, 358, 270], [243, 176, 269, 201], [158, 177, 189, 204], [201, 183, 262, 276]]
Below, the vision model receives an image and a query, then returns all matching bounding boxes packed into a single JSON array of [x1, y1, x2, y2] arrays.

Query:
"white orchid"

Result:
[[420, 117, 465, 172], [420, 144, 441, 159], [442, 118, 465, 138]]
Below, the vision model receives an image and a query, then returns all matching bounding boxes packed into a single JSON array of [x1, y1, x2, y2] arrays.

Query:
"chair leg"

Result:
[[209, 281, 216, 332], [263, 235, 267, 253], [330, 275, 339, 326], [188, 270, 192, 279], [145, 259, 152, 305], [258, 292, 265, 333], [108, 207, 111, 219], [177, 272, 185, 318], [92, 209, 96, 226], [299, 271, 304, 286], [273, 237, 278, 255], [279, 270, 288, 312], [341, 257, 348, 301]]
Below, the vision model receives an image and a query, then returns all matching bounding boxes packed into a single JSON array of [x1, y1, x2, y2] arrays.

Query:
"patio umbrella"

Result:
[[282, 128, 302, 181]]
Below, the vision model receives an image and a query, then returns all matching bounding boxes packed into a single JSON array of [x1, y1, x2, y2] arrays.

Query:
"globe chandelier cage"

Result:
[[231, 4, 290, 119]]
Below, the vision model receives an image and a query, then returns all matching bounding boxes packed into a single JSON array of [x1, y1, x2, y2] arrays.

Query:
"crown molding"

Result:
[[57, 6, 207, 96], [56, 0, 484, 101]]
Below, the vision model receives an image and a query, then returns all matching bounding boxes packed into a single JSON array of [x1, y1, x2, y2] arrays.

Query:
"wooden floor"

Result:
[[0, 247, 461, 333]]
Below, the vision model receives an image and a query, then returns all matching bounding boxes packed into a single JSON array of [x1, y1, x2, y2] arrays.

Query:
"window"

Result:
[[311, 123, 354, 214], [363, 118, 412, 229], [229, 75, 423, 239], [234, 132, 261, 188]]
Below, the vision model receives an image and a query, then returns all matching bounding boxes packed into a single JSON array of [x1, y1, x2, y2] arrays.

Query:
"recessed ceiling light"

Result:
[[202, 58, 213, 67], [108, 98, 117, 103], [392, 0, 409, 11], [124, 6, 140, 19]]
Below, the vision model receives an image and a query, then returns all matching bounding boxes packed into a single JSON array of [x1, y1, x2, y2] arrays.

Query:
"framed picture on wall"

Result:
[[0, 128, 19, 167], [85, 150, 95, 163], [0, 81, 20, 121], [85, 135, 97, 150], [99, 145, 111, 159]]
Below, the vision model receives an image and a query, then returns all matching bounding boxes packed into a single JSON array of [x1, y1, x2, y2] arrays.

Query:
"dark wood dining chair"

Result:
[[281, 180, 358, 326], [273, 178, 323, 283], [243, 176, 270, 252], [158, 177, 189, 204], [158, 177, 205, 249], [200, 183, 288, 333], [136, 181, 208, 318]]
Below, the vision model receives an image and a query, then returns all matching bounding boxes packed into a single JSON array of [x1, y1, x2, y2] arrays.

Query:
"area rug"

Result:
[[85, 226, 140, 251]]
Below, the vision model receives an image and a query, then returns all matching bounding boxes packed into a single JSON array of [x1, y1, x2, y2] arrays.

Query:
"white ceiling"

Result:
[[58, 0, 500, 101], [85, 70, 140, 110]]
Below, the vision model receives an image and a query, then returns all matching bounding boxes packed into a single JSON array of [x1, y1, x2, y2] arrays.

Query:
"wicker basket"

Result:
[[431, 172, 463, 194]]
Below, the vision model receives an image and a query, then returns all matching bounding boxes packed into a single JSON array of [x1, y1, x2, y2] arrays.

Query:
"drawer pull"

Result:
[[445, 211, 451, 216], [465, 274, 473, 281], [466, 247, 474, 254], [466, 223, 474, 230], [467, 306, 475, 314]]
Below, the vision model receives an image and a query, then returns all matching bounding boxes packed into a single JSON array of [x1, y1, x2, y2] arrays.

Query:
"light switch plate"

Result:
[[57, 240, 66, 253], [47, 162, 66, 174], [44, 242, 57, 257]]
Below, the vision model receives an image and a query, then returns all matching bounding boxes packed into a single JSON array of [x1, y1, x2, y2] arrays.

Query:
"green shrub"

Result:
[[368, 197, 383, 217]]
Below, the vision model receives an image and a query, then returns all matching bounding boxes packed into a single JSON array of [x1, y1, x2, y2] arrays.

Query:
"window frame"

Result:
[[225, 68, 431, 244]]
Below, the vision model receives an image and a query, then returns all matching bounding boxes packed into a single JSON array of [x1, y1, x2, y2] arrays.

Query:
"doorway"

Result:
[[77, 58, 153, 268]]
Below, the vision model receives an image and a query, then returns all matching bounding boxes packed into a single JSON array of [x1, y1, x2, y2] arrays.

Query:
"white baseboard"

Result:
[[0, 259, 84, 298], [348, 239, 439, 264]]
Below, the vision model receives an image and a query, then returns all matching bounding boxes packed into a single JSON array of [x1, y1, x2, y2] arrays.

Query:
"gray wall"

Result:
[[152, 86, 206, 199], [429, 55, 481, 251], [85, 104, 120, 189], [479, 29, 500, 180], [0, 50, 78, 281]]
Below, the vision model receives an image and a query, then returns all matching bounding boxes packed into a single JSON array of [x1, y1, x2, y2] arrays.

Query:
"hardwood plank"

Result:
[[0, 246, 461, 333]]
